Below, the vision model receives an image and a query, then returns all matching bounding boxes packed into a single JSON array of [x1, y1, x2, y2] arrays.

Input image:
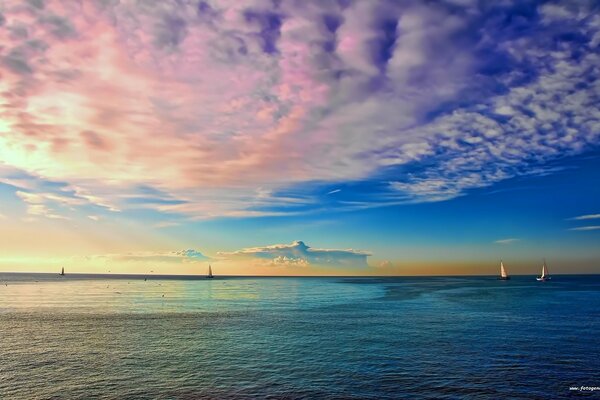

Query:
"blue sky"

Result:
[[0, 0, 599, 274]]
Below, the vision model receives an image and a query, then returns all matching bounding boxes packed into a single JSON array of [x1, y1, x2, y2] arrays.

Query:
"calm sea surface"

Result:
[[1, 274, 599, 399]]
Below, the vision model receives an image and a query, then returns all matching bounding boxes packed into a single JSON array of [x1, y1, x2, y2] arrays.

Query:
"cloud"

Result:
[[80, 131, 112, 151], [173, 249, 211, 261], [93, 249, 211, 263], [2, 48, 34, 74], [327, 189, 341, 195], [388, 17, 600, 203], [0, 0, 598, 219], [569, 214, 600, 221], [218, 240, 370, 268], [13, 184, 119, 220], [569, 226, 600, 231], [15, 190, 70, 220], [494, 238, 519, 244]]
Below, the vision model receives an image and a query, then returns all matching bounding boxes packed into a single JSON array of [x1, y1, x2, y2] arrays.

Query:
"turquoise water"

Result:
[[1, 274, 599, 399]]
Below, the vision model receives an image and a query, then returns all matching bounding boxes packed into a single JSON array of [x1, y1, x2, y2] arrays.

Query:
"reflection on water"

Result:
[[1, 274, 599, 399], [0, 275, 381, 314]]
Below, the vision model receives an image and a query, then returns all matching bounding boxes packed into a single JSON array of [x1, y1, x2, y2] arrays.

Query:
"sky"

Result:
[[0, 0, 599, 276]]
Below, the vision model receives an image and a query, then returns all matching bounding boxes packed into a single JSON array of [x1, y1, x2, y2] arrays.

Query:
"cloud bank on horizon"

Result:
[[218, 240, 370, 267], [18, 241, 369, 272], [0, 0, 599, 220]]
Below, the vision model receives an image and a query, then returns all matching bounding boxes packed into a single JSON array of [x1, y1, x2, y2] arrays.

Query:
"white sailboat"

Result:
[[499, 260, 510, 280], [59, 267, 65, 276], [207, 264, 214, 279], [536, 259, 550, 281]]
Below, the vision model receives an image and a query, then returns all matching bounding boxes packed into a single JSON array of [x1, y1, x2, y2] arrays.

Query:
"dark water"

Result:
[[1, 274, 599, 399]]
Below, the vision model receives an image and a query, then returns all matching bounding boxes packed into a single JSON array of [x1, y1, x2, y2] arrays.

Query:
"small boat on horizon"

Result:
[[499, 260, 510, 280], [207, 264, 214, 279], [59, 267, 65, 276], [536, 259, 551, 281]]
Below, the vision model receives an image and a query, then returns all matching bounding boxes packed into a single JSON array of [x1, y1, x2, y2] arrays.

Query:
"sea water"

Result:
[[1, 274, 599, 399]]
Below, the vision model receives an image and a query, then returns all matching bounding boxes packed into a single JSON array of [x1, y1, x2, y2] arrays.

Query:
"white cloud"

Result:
[[271, 256, 310, 266], [494, 238, 519, 244], [389, 38, 600, 202], [569, 226, 600, 231], [570, 214, 600, 221], [15, 191, 70, 220], [218, 240, 370, 268], [173, 249, 211, 260]]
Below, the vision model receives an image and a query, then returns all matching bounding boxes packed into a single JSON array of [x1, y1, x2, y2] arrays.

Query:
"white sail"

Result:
[[541, 261, 548, 278], [536, 259, 550, 281], [500, 261, 508, 278]]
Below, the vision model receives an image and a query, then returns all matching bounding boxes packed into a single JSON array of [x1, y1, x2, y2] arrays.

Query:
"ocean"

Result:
[[1, 274, 599, 399]]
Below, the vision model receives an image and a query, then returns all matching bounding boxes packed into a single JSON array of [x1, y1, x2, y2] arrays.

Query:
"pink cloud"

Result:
[[0, 0, 472, 218], [2, 0, 594, 219]]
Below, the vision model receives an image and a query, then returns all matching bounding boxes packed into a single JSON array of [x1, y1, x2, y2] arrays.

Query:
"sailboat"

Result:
[[499, 260, 510, 280], [59, 267, 65, 276], [536, 259, 551, 281], [207, 264, 214, 279]]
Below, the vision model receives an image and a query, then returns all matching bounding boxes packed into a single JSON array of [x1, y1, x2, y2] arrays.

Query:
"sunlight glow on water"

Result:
[[0, 275, 381, 314]]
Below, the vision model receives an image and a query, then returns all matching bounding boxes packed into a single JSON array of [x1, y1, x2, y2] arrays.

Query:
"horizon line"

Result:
[[1, 272, 599, 278]]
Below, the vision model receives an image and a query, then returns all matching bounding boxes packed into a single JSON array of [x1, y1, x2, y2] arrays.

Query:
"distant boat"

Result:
[[499, 260, 510, 280], [59, 267, 65, 276], [207, 264, 214, 279], [536, 259, 551, 281]]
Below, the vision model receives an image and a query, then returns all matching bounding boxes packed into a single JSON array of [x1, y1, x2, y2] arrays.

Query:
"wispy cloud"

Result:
[[569, 214, 600, 221], [15, 191, 69, 220], [327, 189, 341, 195], [569, 226, 600, 231], [93, 249, 211, 263], [494, 238, 519, 244]]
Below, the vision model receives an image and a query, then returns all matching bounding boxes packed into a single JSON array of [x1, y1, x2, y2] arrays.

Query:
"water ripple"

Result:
[[1, 274, 599, 399]]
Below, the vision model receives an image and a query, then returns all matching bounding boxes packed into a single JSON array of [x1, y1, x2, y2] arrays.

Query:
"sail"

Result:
[[500, 261, 507, 278], [208, 264, 213, 277], [541, 261, 548, 278]]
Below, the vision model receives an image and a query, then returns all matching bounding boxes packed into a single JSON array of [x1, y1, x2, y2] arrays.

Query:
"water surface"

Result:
[[1, 274, 599, 399]]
